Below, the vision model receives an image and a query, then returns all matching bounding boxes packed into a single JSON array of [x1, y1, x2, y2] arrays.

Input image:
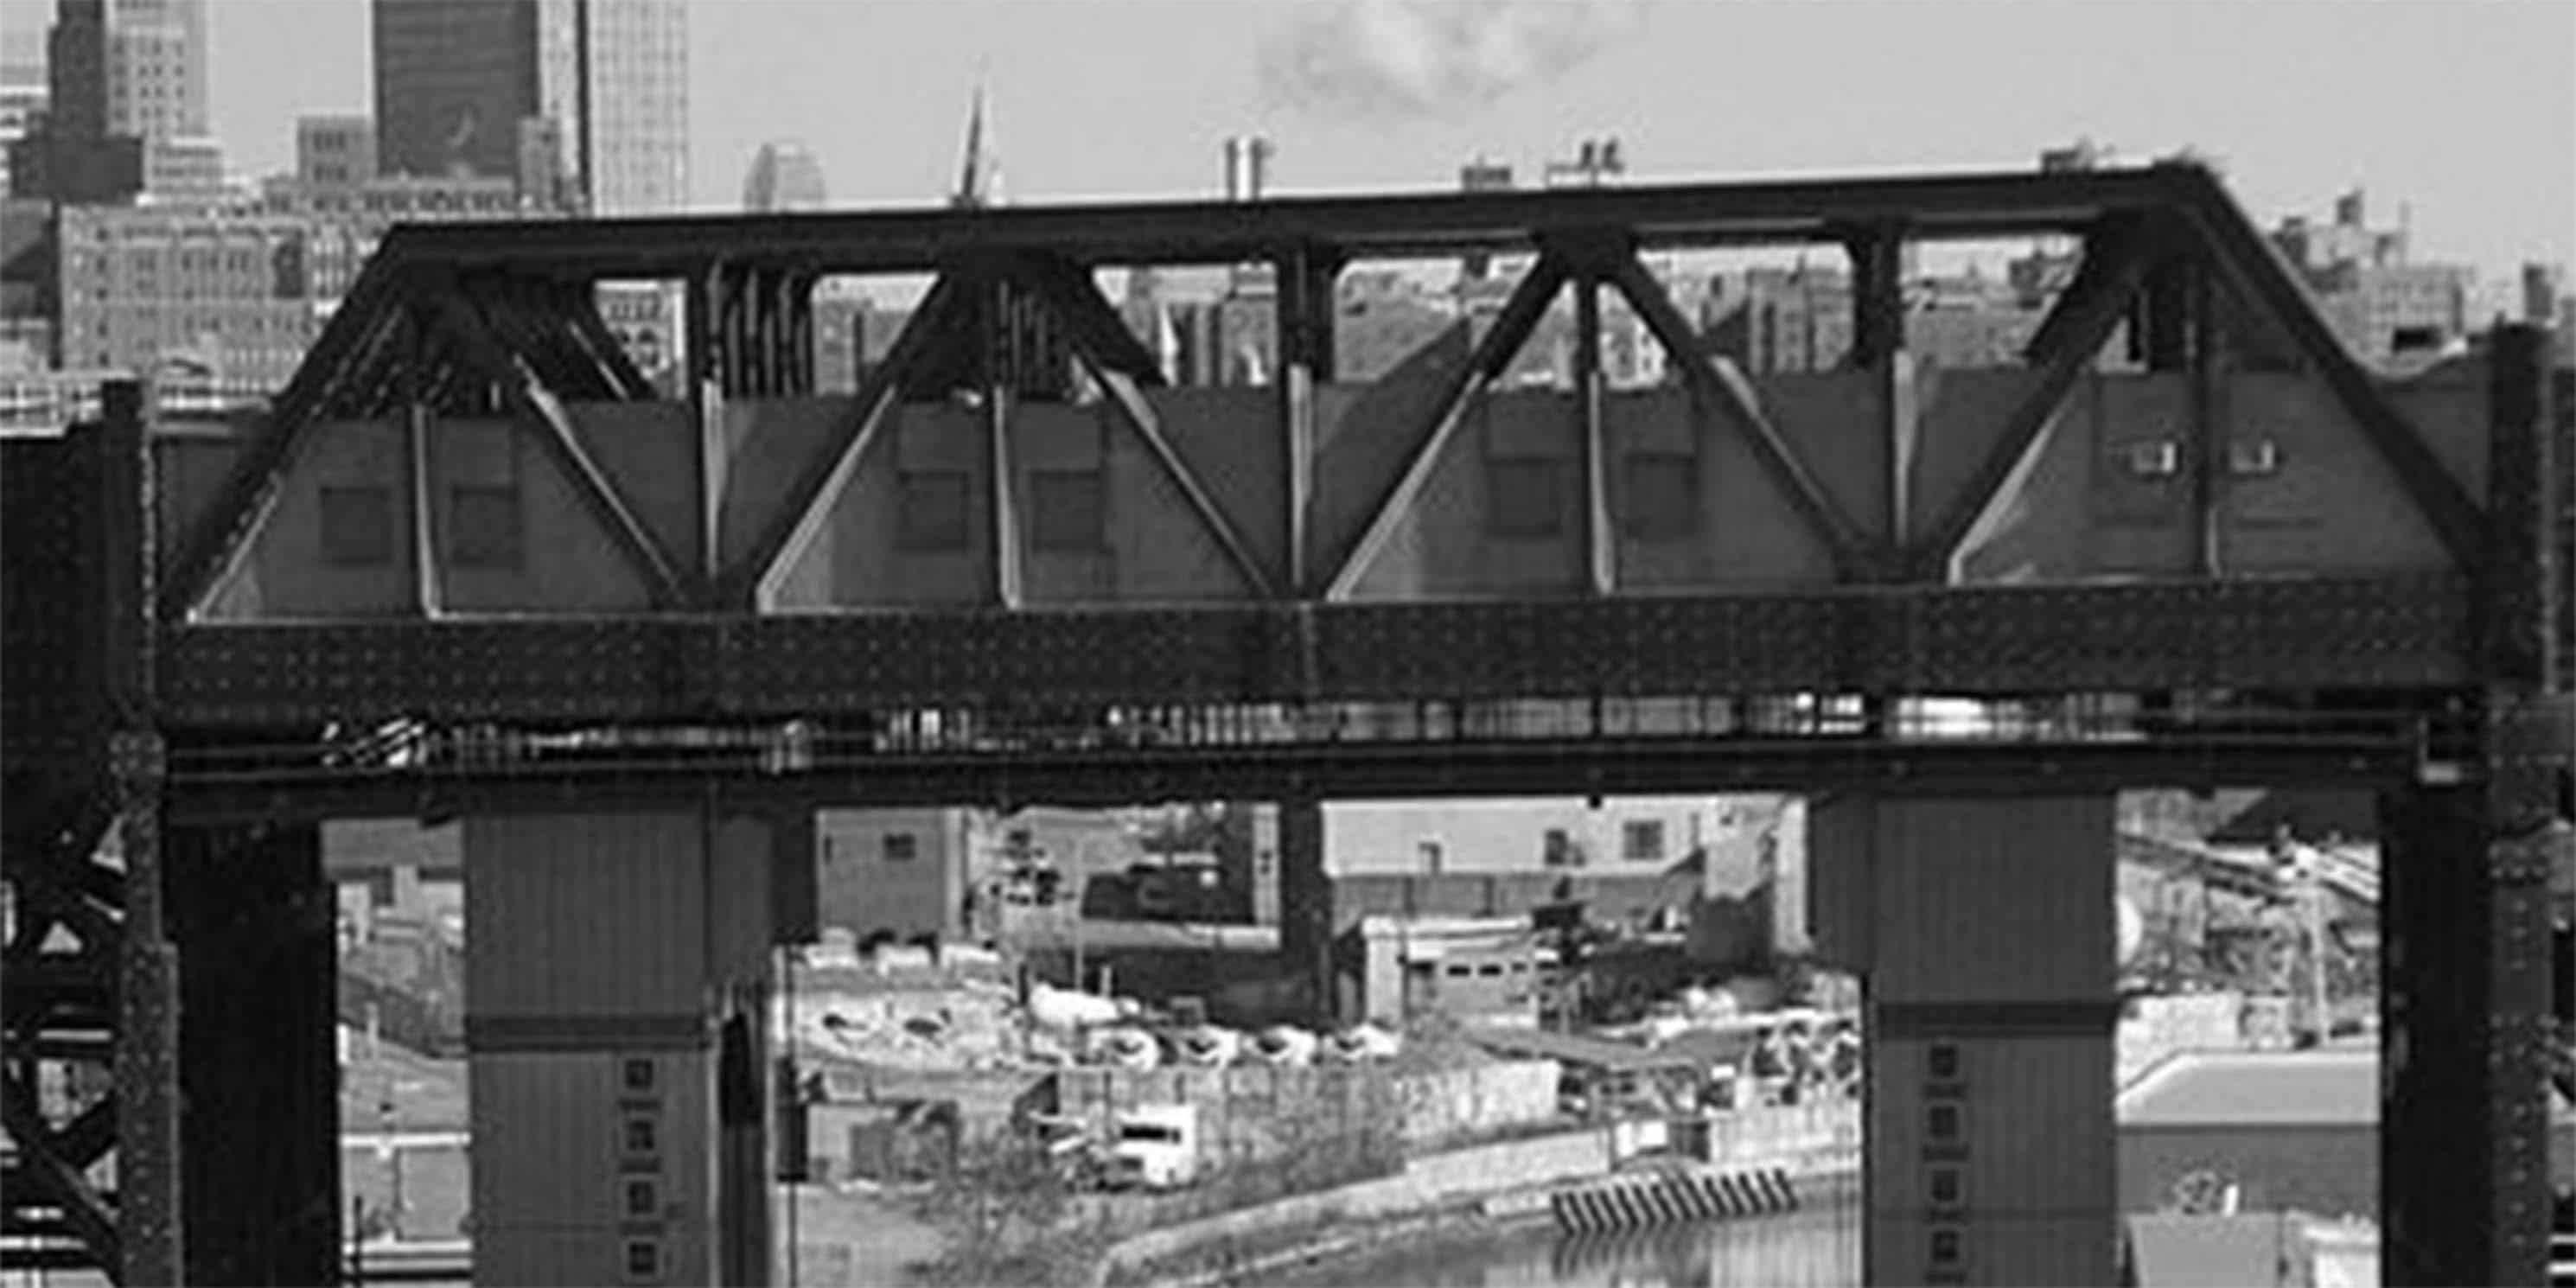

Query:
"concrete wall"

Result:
[[1324, 797, 1718, 876], [1052, 1060, 1564, 1170], [815, 807, 972, 943], [2116, 1125, 2377, 1219]]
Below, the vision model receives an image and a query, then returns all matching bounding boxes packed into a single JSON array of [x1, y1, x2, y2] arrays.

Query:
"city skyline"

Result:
[[0, 0, 2563, 277]]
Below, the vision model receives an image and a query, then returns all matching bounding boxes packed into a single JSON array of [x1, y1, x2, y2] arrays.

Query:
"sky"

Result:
[[6, 0, 2572, 277]]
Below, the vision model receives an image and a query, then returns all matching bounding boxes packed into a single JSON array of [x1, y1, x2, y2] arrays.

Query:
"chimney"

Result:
[[1247, 137, 1272, 201], [1222, 137, 1247, 202]]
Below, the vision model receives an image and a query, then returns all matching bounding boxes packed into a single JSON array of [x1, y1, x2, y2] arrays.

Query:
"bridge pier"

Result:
[[462, 806, 808, 1286], [1273, 798, 1333, 1023], [1811, 792, 2120, 1287], [164, 822, 341, 1285]]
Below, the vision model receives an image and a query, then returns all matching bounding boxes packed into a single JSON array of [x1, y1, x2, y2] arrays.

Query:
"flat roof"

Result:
[[2116, 1049, 2378, 1129]]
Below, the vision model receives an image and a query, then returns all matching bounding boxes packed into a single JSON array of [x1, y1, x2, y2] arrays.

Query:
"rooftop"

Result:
[[2116, 1049, 2378, 1129], [2120, 1214, 2305, 1287]]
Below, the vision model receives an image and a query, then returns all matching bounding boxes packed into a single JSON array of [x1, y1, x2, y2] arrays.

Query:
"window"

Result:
[[1929, 1228, 1961, 1268], [1928, 1166, 1964, 1209], [1417, 840, 1444, 875], [1542, 829, 1583, 868], [1927, 1043, 1961, 1083], [448, 485, 522, 569], [896, 471, 969, 552], [1622, 819, 1666, 863], [622, 1113, 659, 1156], [1622, 452, 1698, 540], [1926, 1101, 1962, 1144], [1487, 458, 1563, 538], [318, 485, 394, 567], [622, 1058, 657, 1095], [882, 833, 918, 864], [1030, 469, 1106, 553], [623, 1176, 660, 1218], [622, 1236, 663, 1283]]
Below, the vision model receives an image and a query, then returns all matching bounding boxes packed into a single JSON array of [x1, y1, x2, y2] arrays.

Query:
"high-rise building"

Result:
[[373, 0, 686, 215], [742, 141, 826, 213], [100, 0, 207, 143], [296, 115, 379, 188], [0, 40, 45, 199]]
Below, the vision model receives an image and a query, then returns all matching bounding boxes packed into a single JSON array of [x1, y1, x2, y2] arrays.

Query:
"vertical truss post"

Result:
[[1573, 268, 1614, 596], [786, 270, 815, 396], [2185, 252, 2228, 578], [983, 273, 1023, 609], [403, 305, 442, 616], [1845, 223, 1907, 371], [2139, 245, 2193, 372], [98, 381, 179, 1285], [1277, 247, 1339, 596]]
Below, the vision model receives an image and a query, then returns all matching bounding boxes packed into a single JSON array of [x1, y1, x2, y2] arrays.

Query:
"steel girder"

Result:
[[155, 574, 2477, 726]]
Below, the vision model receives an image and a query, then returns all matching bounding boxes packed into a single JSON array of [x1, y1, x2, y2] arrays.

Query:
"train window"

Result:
[[448, 485, 522, 570], [318, 485, 394, 567], [882, 833, 918, 864]]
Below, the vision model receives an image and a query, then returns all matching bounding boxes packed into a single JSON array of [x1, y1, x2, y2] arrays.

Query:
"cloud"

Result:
[[1257, 0, 1653, 124]]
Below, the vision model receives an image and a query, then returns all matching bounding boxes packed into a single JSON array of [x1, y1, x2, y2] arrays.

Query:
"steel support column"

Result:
[[2382, 323, 2566, 1286], [1277, 245, 1339, 596], [1275, 796, 1332, 1023], [166, 822, 340, 1286], [1844, 223, 1907, 371]]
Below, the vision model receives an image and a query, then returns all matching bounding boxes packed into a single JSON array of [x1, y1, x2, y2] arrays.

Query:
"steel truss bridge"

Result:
[[3, 159, 2569, 1284]]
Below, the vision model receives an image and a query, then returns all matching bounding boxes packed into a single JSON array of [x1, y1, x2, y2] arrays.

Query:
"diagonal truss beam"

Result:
[[426, 276, 697, 608], [732, 273, 970, 607], [1012, 254, 1168, 386], [163, 262, 415, 620], [1908, 218, 2155, 580], [486, 277, 615, 401], [1010, 258, 1278, 597], [2169, 168, 2485, 567], [558, 280, 660, 399], [1321, 255, 1570, 601], [1, 1073, 119, 1271], [1597, 249, 1878, 580]]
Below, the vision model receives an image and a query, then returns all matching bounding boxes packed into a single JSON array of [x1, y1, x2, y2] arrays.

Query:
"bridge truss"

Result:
[[3, 160, 2568, 1284]]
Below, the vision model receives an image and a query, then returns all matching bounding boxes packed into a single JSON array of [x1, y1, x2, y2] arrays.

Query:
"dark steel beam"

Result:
[[477, 276, 609, 401], [162, 263, 417, 621], [2168, 164, 2486, 567], [730, 273, 967, 608], [161, 730, 2428, 826], [558, 280, 658, 400], [1011, 255, 1166, 386], [154, 573, 2475, 725], [1598, 251, 1878, 581], [2020, 217, 2146, 363], [425, 278, 697, 609], [1, 1075, 118, 1272], [1842, 222, 1908, 370], [370, 168, 2187, 277], [1322, 255, 1568, 600], [1574, 270, 1614, 596], [1910, 220, 2152, 580]]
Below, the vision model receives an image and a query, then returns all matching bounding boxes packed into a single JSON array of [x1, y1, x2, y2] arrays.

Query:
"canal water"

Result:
[[1259, 1201, 1865, 1288]]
